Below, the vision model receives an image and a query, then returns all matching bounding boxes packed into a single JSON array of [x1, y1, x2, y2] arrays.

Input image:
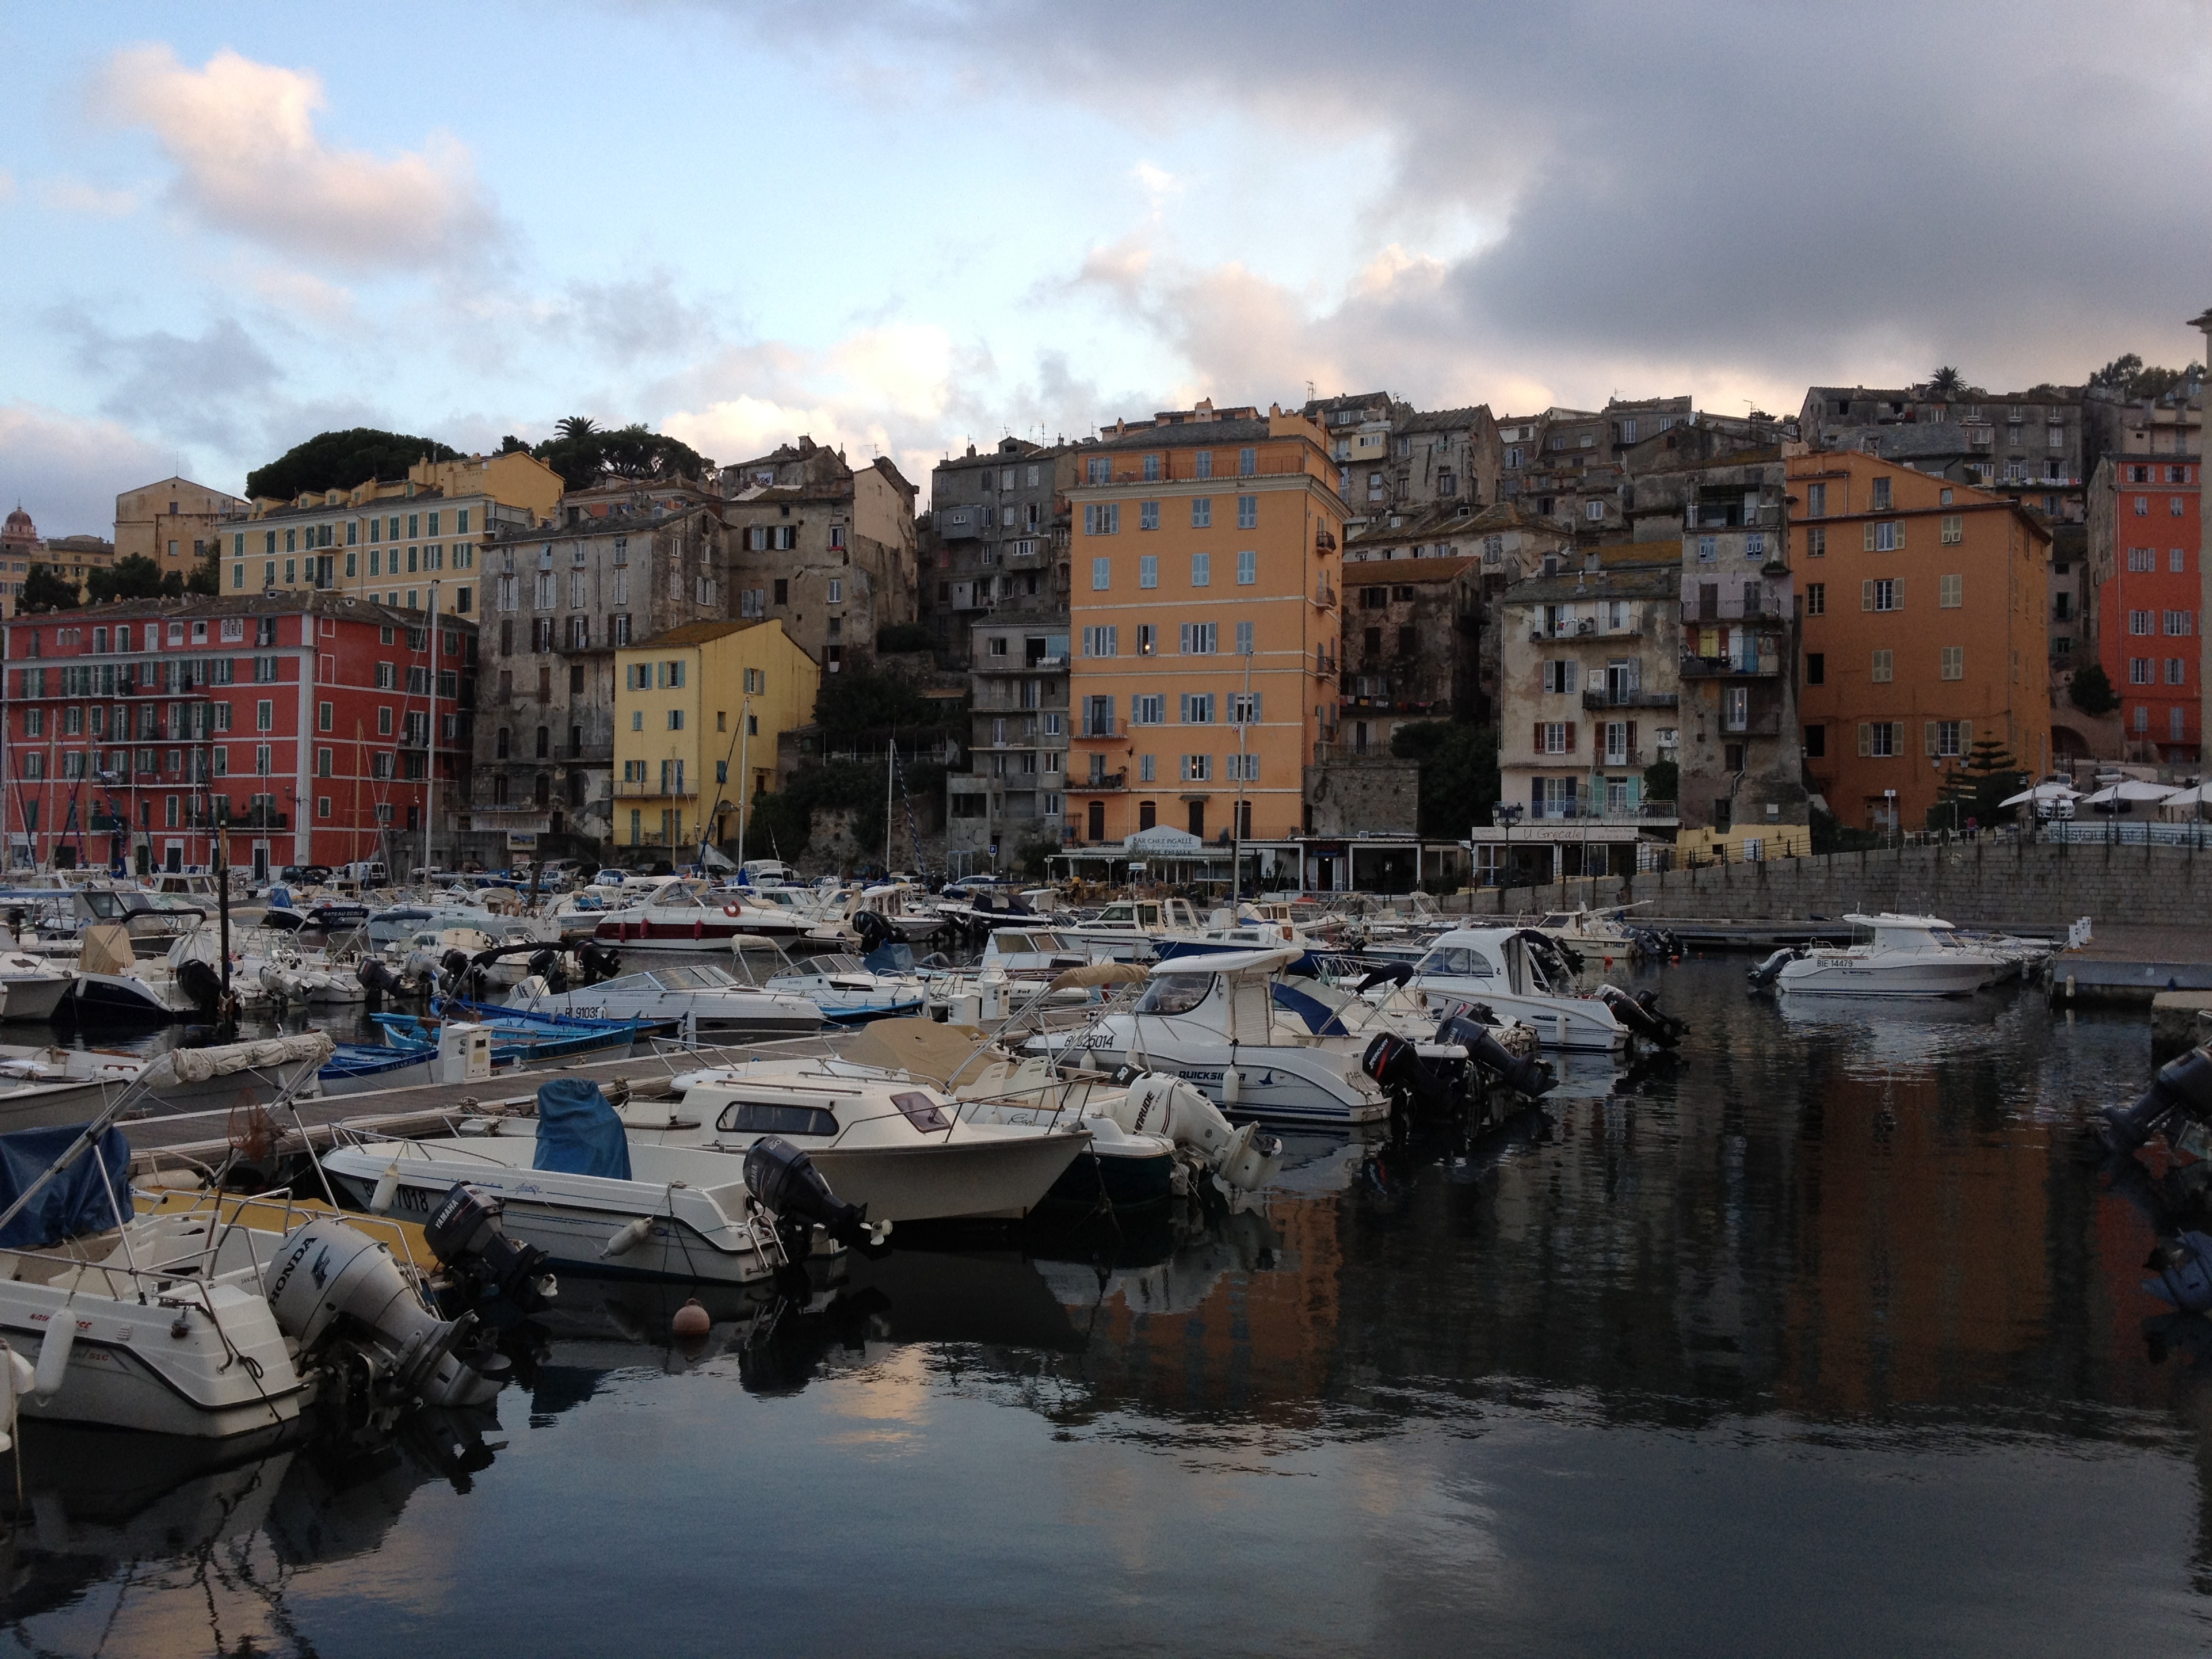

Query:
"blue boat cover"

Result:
[[0, 1124, 134, 1250], [533, 1078, 632, 1179], [1271, 981, 1349, 1038], [861, 941, 916, 974]]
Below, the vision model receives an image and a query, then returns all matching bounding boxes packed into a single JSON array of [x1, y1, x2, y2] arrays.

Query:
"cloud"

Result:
[[39, 178, 139, 218], [50, 312, 283, 453], [90, 44, 493, 271], [0, 403, 180, 539], [551, 272, 723, 365]]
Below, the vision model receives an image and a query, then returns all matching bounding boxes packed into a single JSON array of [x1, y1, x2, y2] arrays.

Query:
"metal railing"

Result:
[[1582, 688, 1677, 710]]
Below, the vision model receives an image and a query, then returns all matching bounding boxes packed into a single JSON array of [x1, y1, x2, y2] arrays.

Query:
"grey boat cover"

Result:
[[0, 1123, 133, 1250], [533, 1078, 632, 1181]]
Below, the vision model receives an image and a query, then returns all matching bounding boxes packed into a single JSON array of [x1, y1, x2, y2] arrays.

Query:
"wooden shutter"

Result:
[[1893, 578, 1903, 608], [1626, 720, 1639, 753], [1896, 521, 1906, 549], [1863, 523, 1876, 552], [1858, 722, 1872, 756], [1960, 720, 1972, 751], [1862, 579, 1874, 610], [1924, 720, 1938, 756], [1564, 722, 1576, 753], [1532, 721, 1543, 752]]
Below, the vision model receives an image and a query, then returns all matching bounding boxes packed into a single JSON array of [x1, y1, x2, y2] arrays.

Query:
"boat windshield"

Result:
[[1134, 974, 1212, 1015], [891, 1089, 950, 1132], [650, 964, 737, 991], [716, 1101, 839, 1136], [810, 955, 865, 974], [1096, 903, 1135, 924], [1416, 945, 1496, 979]]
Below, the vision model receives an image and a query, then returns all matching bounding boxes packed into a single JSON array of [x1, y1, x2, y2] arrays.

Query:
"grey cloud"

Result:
[[51, 312, 283, 453], [554, 270, 726, 364]]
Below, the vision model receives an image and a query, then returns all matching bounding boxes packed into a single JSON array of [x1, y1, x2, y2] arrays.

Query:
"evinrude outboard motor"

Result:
[[742, 1136, 883, 1254], [1361, 1031, 1456, 1118], [1747, 946, 1801, 989], [424, 1183, 557, 1316], [1435, 1012, 1557, 1099], [851, 911, 895, 956], [1119, 1073, 1284, 1193], [1595, 983, 1685, 1049], [263, 1219, 510, 1412], [2102, 1044, 2212, 1154]]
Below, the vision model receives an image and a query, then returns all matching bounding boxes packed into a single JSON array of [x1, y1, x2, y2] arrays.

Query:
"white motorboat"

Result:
[[504, 961, 825, 1039], [1398, 928, 1631, 1053], [1770, 913, 2003, 998], [977, 928, 1097, 978], [752, 950, 926, 1023], [1055, 897, 1209, 962], [592, 877, 808, 950], [1517, 904, 1654, 957], [70, 924, 212, 1023], [626, 1065, 1089, 1223], [0, 1032, 335, 1133], [1030, 947, 1394, 1128], [806, 881, 954, 948], [0, 953, 74, 1022]]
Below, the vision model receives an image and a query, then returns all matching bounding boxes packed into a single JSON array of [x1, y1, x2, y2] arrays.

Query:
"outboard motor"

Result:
[[356, 956, 402, 1002], [2103, 1045, 2212, 1154], [438, 948, 472, 996], [1596, 983, 1685, 1049], [1747, 946, 1801, 989], [176, 954, 225, 1017], [576, 942, 623, 985], [1436, 1012, 1557, 1099], [851, 910, 895, 956], [423, 1183, 556, 1316], [1361, 1031, 1456, 1117], [742, 1136, 884, 1254], [1118, 1073, 1284, 1193], [262, 1218, 509, 1412], [527, 947, 570, 994]]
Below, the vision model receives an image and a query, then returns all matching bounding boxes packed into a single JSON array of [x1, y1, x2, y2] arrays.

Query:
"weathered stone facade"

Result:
[[1300, 753, 1420, 836]]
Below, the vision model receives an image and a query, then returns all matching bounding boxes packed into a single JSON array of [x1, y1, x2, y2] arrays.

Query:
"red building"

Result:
[[2093, 455, 2200, 762], [3, 594, 472, 878]]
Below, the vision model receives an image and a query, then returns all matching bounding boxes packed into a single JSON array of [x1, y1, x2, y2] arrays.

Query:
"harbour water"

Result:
[[10, 960, 2212, 1654]]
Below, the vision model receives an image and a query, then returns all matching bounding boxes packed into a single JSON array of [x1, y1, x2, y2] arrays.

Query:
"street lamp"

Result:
[[1493, 800, 1523, 888]]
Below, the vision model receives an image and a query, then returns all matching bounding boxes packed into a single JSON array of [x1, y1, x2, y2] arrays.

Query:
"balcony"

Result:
[[1073, 771, 1128, 792], [1720, 712, 1785, 738], [231, 806, 289, 830], [1078, 716, 1118, 739], [1680, 654, 1780, 678], [1522, 800, 1679, 826], [612, 780, 697, 799], [1582, 688, 1678, 711]]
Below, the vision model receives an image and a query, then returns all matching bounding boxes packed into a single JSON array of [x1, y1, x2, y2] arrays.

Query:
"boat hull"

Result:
[[1044, 1143, 1176, 1209], [0, 977, 73, 1023], [1049, 1025, 1390, 1126], [71, 972, 192, 1023], [1776, 958, 1990, 997], [1404, 981, 1627, 1053], [796, 1135, 1086, 1223]]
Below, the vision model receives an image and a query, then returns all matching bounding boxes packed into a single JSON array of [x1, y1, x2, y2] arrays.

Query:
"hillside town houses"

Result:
[[7, 337, 2211, 886]]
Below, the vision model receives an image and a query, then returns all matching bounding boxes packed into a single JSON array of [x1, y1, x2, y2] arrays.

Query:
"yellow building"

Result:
[[114, 474, 248, 573], [613, 619, 819, 852], [1065, 403, 1345, 846], [224, 450, 563, 620]]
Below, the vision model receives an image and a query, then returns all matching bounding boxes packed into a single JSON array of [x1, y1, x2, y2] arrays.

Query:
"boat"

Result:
[[745, 946, 927, 1024], [1398, 927, 1635, 1053], [624, 1065, 1090, 1223], [0, 1032, 337, 1132], [1054, 896, 1209, 961], [69, 924, 218, 1023], [0, 1076, 523, 1439], [1028, 947, 1396, 1128], [592, 877, 808, 949], [0, 951, 75, 1022], [1767, 913, 2003, 998], [502, 961, 826, 1040], [321, 1079, 881, 1284], [977, 927, 1097, 978], [373, 999, 671, 1065], [1517, 903, 1656, 957]]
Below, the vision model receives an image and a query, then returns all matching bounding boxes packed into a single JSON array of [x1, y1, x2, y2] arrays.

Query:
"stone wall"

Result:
[[1303, 755, 1420, 836], [1438, 837, 2212, 928]]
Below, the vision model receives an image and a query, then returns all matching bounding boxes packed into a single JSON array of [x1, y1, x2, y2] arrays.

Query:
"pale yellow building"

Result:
[[224, 451, 563, 620], [612, 619, 819, 853], [114, 474, 247, 573]]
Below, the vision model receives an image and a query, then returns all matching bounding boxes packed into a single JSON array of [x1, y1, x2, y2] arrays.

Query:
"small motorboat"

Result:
[[1398, 927, 1640, 1053], [1772, 913, 2003, 998], [322, 1079, 882, 1284], [373, 1000, 670, 1066], [755, 947, 926, 1024], [0, 953, 75, 1023], [504, 962, 825, 1041], [592, 877, 810, 950]]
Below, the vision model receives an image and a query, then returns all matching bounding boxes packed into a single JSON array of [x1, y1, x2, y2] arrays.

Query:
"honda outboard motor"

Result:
[[1436, 1012, 1557, 1099], [1596, 983, 1685, 1049], [1361, 1031, 1455, 1116], [742, 1136, 882, 1252], [2102, 1045, 2212, 1153], [423, 1183, 556, 1316], [1747, 946, 1801, 989], [263, 1218, 509, 1412]]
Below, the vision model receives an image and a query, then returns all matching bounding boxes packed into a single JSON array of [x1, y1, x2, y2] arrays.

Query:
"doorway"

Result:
[[1086, 800, 1105, 841], [1187, 800, 1206, 838]]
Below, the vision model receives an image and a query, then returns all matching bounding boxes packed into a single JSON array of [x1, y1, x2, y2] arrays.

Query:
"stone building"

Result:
[[720, 437, 918, 676], [112, 475, 248, 577], [1299, 393, 1504, 526], [1496, 396, 1699, 544], [468, 494, 731, 861], [1798, 384, 2087, 524], [1338, 505, 1486, 753]]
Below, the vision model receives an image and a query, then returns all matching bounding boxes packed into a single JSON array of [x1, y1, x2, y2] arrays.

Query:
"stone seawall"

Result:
[[1436, 839, 2212, 928]]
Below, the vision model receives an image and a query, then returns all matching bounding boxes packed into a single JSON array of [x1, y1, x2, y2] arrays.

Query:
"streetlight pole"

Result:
[[424, 583, 440, 880], [1232, 640, 1252, 909], [735, 693, 752, 872]]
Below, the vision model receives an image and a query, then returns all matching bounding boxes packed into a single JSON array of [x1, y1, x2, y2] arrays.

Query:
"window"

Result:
[[1189, 497, 1213, 529], [1229, 692, 1261, 724], [1235, 619, 1254, 655], [1805, 652, 1825, 685], [1940, 515, 1962, 544], [1804, 724, 1826, 758], [1180, 622, 1217, 654], [2168, 659, 2188, 685], [1181, 693, 1215, 724], [2166, 610, 2195, 636], [1136, 624, 1157, 655], [1860, 721, 1900, 758], [1933, 720, 1963, 758], [1806, 483, 1826, 517], [1139, 755, 1157, 781], [2175, 549, 2189, 573], [2129, 547, 2156, 572], [1538, 722, 1573, 755], [1237, 447, 1256, 476], [1081, 625, 1118, 657], [1236, 549, 1256, 585], [1940, 645, 1963, 680], [1806, 527, 1826, 558], [1805, 582, 1826, 615], [1091, 557, 1111, 590], [1871, 477, 1891, 511], [1139, 555, 1158, 589], [1132, 695, 1165, 725], [827, 578, 842, 603], [1237, 495, 1258, 529], [2129, 609, 2154, 636], [2137, 496, 2150, 516], [1864, 521, 1902, 552], [1083, 504, 1122, 535], [1870, 649, 1893, 683], [1139, 500, 1160, 531], [1542, 659, 1578, 695], [254, 699, 274, 731], [667, 708, 684, 730], [1696, 535, 1717, 563], [1180, 754, 1213, 782], [1863, 579, 1901, 612], [2130, 658, 2155, 684], [1938, 573, 1963, 608], [1191, 552, 1211, 587]]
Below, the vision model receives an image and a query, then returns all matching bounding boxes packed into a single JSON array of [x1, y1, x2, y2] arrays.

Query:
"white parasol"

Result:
[[1997, 781, 2080, 808]]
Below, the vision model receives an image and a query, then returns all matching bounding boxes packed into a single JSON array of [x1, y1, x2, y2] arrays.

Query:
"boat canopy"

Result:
[[534, 1079, 632, 1180], [0, 1122, 133, 1250], [1143, 947, 1296, 979]]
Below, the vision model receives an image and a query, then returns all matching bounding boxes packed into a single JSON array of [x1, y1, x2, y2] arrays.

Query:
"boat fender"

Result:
[[0, 1346, 32, 1451], [601, 1216, 656, 1258], [672, 1298, 710, 1338], [1223, 1065, 1242, 1105], [33, 1319, 75, 1399], [370, 1162, 402, 1214]]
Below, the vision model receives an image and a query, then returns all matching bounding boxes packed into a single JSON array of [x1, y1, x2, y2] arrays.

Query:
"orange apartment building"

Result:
[[1792, 452, 2051, 832], [1066, 405, 1345, 846]]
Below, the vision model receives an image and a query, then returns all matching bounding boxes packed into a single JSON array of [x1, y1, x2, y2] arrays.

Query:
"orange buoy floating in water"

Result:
[[672, 1298, 710, 1338]]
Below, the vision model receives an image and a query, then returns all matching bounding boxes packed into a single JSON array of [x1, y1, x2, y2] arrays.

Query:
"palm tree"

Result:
[[554, 415, 599, 442], [1928, 367, 1964, 397]]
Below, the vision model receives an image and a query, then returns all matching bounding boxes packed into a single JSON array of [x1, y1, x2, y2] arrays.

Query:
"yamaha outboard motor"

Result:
[[1360, 1032, 1455, 1117], [1747, 946, 1801, 989], [743, 1136, 879, 1253], [1436, 1012, 1557, 1099], [423, 1183, 557, 1317], [1596, 983, 1685, 1049], [2102, 1045, 2212, 1153]]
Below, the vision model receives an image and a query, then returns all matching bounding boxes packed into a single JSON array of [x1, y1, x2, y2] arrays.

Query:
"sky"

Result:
[[4, 0, 2211, 537]]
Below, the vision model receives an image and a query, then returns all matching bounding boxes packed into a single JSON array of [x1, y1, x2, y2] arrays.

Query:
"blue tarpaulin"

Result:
[[0, 1124, 134, 1250], [533, 1078, 632, 1180], [1271, 981, 1350, 1038], [862, 941, 916, 975]]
